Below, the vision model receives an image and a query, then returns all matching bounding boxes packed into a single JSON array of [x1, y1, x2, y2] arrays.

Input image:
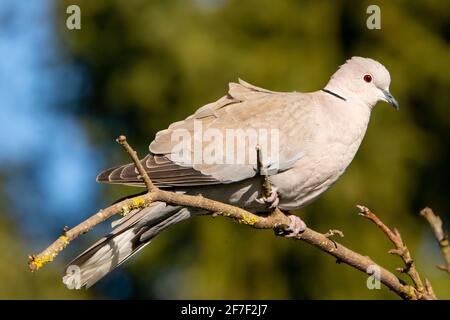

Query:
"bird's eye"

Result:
[[363, 74, 372, 83]]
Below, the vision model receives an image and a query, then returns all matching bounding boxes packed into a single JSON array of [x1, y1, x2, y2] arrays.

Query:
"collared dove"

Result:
[[63, 56, 399, 289]]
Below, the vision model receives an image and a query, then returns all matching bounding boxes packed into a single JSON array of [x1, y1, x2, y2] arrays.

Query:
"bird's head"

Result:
[[326, 56, 399, 110]]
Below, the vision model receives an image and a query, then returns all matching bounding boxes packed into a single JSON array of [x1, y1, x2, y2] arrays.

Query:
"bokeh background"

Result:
[[0, 0, 449, 299]]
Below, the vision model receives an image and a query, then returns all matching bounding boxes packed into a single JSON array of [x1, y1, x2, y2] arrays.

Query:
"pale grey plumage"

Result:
[[64, 56, 398, 288]]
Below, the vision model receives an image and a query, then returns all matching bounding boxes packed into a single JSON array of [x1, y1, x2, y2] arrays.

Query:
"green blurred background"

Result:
[[0, 0, 449, 299]]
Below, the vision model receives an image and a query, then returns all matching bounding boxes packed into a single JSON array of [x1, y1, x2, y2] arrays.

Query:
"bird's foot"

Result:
[[256, 187, 280, 209], [275, 215, 307, 238]]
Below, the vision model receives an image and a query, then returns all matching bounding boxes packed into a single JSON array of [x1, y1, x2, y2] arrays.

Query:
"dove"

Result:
[[63, 56, 399, 288]]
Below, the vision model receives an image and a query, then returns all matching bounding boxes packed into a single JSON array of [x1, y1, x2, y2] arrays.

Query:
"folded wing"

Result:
[[97, 79, 313, 187]]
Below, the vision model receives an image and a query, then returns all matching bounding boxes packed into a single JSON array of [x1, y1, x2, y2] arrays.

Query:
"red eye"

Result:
[[363, 74, 372, 83]]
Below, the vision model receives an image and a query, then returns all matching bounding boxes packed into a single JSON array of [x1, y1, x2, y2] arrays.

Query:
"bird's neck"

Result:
[[324, 78, 352, 101], [324, 79, 376, 110]]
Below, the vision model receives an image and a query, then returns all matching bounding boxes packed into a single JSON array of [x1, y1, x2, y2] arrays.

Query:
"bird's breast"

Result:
[[272, 105, 370, 211]]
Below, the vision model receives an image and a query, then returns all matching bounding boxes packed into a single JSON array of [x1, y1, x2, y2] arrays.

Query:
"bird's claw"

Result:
[[275, 215, 307, 238], [256, 187, 280, 209]]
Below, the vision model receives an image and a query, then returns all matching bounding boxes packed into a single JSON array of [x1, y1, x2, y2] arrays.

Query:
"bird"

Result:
[[63, 56, 399, 289]]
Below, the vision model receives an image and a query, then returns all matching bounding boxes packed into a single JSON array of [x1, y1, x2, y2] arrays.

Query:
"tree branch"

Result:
[[420, 207, 450, 273], [116, 135, 156, 192], [357, 205, 436, 300], [28, 136, 437, 300]]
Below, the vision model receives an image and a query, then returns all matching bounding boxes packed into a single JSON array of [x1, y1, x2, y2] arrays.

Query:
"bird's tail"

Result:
[[63, 201, 198, 289]]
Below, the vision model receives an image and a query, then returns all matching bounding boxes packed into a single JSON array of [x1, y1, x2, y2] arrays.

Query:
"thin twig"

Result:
[[357, 205, 436, 299], [424, 278, 436, 298], [256, 144, 272, 198], [116, 135, 156, 192], [420, 207, 450, 273], [28, 136, 436, 300], [28, 192, 157, 271]]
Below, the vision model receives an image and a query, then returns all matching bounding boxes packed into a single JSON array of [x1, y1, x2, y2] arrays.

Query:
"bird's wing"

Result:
[[97, 79, 316, 187]]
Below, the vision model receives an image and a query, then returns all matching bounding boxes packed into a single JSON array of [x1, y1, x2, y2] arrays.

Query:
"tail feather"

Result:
[[63, 202, 199, 289], [63, 228, 141, 289]]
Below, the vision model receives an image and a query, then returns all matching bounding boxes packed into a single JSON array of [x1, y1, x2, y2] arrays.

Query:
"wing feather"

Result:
[[97, 79, 314, 187]]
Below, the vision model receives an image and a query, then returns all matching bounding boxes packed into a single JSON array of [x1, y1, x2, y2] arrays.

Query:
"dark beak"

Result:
[[382, 90, 399, 110]]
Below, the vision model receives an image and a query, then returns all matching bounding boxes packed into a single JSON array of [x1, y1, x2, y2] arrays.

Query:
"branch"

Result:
[[420, 207, 450, 273], [117, 135, 156, 192], [358, 205, 436, 300], [28, 136, 436, 300]]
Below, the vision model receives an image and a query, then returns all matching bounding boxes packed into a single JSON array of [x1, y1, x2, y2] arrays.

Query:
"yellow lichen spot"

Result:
[[32, 254, 54, 270], [28, 236, 70, 271], [133, 197, 145, 208], [402, 285, 417, 298], [121, 205, 130, 216], [239, 213, 259, 225], [59, 235, 70, 247], [32, 258, 43, 269]]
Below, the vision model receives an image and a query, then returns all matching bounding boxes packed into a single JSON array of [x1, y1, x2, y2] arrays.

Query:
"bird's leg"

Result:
[[256, 186, 280, 209], [255, 145, 280, 209], [274, 213, 307, 238], [254, 145, 306, 237]]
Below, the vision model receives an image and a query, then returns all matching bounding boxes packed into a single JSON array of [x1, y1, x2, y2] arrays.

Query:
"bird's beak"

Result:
[[382, 89, 399, 110]]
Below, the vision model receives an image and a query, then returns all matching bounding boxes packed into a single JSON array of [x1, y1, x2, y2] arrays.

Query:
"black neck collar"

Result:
[[322, 89, 347, 101]]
